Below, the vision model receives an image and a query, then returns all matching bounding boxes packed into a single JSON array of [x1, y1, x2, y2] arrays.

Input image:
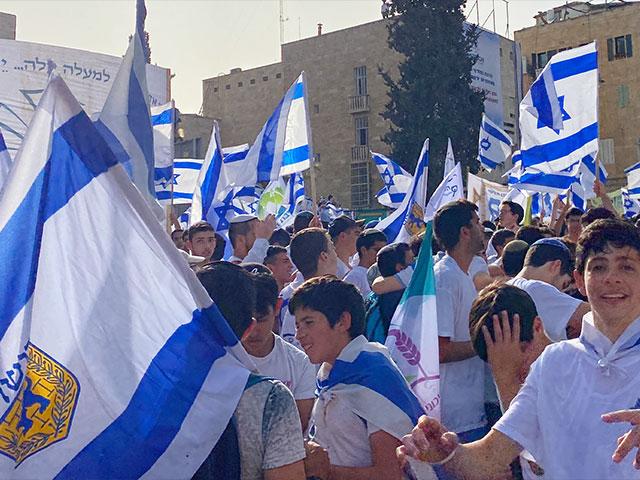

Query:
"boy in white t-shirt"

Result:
[[241, 269, 317, 432], [398, 219, 640, 479], [343, 228, 387, 298], [508, 237, 590, 341]]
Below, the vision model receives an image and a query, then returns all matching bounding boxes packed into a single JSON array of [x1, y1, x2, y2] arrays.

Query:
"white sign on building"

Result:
[[0, 39, 170, 154], [470, 27, 504, 127]]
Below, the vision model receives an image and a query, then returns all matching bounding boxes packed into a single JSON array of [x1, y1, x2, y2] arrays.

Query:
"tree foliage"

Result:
[[380, 0, 485, 195]]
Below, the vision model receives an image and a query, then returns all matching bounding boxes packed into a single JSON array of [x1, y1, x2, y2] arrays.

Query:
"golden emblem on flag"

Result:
[[404, 202, 426, 236], [0, 343, 79, 465]]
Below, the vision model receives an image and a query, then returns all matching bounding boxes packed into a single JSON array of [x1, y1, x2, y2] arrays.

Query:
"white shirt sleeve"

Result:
[[394, 265, 415, 288], [242, 238, 270, 264], [494, 355, 542, 462], [291, 354, 318, 400], [527, 282, 582, 342], [436, 280, 455, 338]]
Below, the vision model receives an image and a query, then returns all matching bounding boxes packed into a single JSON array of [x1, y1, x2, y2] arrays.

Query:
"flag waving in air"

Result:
[[0, 74, 250, 478], [372, 152, 413, 209], [477, 114, 513, 171], [385, 222, 440, 419]]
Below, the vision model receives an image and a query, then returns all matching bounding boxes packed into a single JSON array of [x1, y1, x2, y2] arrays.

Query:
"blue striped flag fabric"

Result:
[[0, 73, 251, 479], [376, 139, 429, 243], [151, 101, 174, 183], [625, 161, 640, 199], [519, 43, 598, 175], [0, 129, 11, 192], [477, 113, 513, 171], [372, 152, 413, 209]]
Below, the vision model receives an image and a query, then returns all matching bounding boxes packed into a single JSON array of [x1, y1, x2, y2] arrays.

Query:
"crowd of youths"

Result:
[[170, 194, 640, 480]]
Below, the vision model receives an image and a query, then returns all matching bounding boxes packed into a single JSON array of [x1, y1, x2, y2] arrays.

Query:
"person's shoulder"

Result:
[[535, 339, 583, 367], [275, 334, 311, 361]]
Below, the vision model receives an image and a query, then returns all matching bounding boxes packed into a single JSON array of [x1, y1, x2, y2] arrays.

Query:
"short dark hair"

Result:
[[252, 272, 279, 316], [188, 221, 214, 241], [171, 229, 184, 241], [228, 219, 255, 248], [581, 207, 616, 227], [566, 207, 583, 219], [501, 201, 525, 224], [576, 219, 640, 274], [269, 228, 291, 247], [290, 228, 330, 279], [197, 262, 256, 339], [469, 283, 538, 362], [515, 226, 547, 246], [377, 242, 411, 277], [482, 220, 496, 231], [502, 240, 529, 277], [524, 240, 573, 275], [356, 229, 387, 256], [490, 229, 516, 251], [289, 276, 365, 339], [264, 245, 288, 265], [434, 200, 479, 250], [328, 215, 358, 241], [293, 211, 314, 233], [212, 232, 226, 261]]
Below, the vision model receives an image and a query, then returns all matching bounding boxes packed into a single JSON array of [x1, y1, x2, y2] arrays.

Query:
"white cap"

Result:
[[229, 213, 258, 224]]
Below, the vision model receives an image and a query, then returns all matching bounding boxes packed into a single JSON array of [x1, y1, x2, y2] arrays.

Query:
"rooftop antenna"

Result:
[[279, 0, 288, 46]]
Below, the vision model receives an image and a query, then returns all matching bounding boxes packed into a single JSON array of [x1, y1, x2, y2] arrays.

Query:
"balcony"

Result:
[[351, 145, 369, 162], [348, 94, 370, 114]]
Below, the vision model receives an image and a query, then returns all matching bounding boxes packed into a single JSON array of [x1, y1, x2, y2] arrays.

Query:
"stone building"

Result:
[[201, 19, 518, 210], [0, 12, 16, 40], [515, 1, 640, 189]]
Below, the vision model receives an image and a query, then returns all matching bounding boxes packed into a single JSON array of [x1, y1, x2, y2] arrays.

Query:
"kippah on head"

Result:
[[531, 237, 570, 254]]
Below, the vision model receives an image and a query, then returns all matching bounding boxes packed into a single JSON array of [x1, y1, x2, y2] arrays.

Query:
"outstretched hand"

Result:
[[396, 415, 459, 467], [602, 409, 640, 469]]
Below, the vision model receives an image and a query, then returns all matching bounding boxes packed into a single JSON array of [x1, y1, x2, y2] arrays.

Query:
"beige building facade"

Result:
[[0, 12, 16, 40], [515, 1, 640, 189], [202, 19, 519, 210]]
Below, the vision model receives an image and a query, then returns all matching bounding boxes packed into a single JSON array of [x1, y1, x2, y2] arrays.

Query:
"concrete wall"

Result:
[[515, 2, 640, 189]]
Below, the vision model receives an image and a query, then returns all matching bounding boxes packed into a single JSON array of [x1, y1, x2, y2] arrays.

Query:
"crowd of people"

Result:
[[169, 193, 640, 480]]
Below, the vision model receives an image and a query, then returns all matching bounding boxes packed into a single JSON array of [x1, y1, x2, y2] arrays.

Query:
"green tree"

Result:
[[380, 0, 485, 195]]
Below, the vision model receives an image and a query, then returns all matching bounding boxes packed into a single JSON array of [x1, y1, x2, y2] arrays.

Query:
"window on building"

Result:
[[238, 81, 243, 87], [354, 66, 368, 96], [175, 138, 202, 159], [354, 115, 369, 146], [276, 73, 282, 79], [225, 84, 231, 90], [315, 153, 321, 165], [213, 87, 218, 93], [250, 79, 256, 85], [351, 162, 370, 209], [599, 138, 615, 165], [536, 51, 549, 69], [262, 76, 269, 81], [618, 84, 630, 108], [607, 35, 633, 60], [314, 104, 320, 114]]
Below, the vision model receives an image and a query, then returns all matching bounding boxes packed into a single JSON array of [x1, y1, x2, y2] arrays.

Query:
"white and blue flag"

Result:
[[622, 188, 640, 218], [478, 113, 513, 171], [240, 72, 312, 185], [376, 139, 429, 243], [0, 74, 250, 478], [519, 43, 598, 174], [444, 138, 455, 176], [372, 152, 413, 209], [277, 172, 305, 228], [521, 58, 564, 132], [0, 129, 11, 191], [156, 158, 203, 204], [151, 101, 175, 192], [95, 0, 160, 216], [625, 161, 640, 199], [424, 162, 463, 221]]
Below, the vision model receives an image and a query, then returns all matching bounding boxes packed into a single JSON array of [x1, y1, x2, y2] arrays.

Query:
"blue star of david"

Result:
[[537, 96, 571, 133], [381, 167, 395, 187], [154, 173, 179, 189], [295, 175, 304, 187], [213, 190, 247, 231]]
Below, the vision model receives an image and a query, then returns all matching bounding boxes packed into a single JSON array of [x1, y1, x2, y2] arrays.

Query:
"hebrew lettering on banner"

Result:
[[0, 38, 169, 154]]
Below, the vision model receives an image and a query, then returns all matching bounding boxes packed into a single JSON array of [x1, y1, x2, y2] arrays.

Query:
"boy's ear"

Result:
[[574, 269, 587, 297], [532, 316, 545, 335], [337, 311, 352, 334]]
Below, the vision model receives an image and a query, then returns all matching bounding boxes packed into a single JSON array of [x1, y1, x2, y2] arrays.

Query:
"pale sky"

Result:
[[3, 0, 565, 113]]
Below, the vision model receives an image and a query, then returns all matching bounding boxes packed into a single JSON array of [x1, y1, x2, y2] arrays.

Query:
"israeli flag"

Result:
[[277, 173, 305, 227], [151, 101, 174, 188], [95, 1, 160, 217], [155, 159, 203, 204], [372, 152, 412, 209], [240, 72, 312, 185], [0, 74, 250, 478], [622, 188, 640, 218], [625, 161, 640, 198], [522, 58, 564, 131], [0, 129, 11, 192], [478, 114, 513, 171], [376, 139, 429, 243], [519, 43, 598, 174]]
